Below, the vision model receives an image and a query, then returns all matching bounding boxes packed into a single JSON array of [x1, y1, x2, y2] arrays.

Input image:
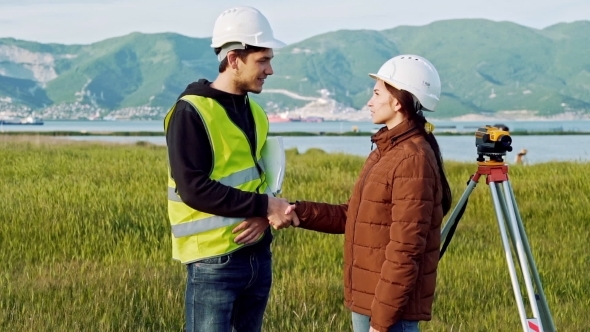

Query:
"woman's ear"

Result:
[[392, 97, 402, 112]]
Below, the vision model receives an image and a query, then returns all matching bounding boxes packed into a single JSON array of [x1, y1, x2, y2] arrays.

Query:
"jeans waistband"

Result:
[[232, 240, 270, 257]]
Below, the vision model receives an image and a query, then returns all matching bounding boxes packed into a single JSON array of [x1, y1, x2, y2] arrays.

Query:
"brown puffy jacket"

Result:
[[294, 119, 444, 331]]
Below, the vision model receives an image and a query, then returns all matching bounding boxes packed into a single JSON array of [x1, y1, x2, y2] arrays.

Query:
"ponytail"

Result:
[[409, 112, 453, 215]]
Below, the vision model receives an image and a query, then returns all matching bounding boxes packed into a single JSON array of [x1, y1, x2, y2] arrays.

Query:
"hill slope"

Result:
[[0, 19, 589, 119]]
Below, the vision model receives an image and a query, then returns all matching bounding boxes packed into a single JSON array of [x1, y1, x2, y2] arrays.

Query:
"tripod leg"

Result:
[[495, 184, 519, 251], [506, 180, 556, 332], [489, 183, 529, 332], [441, 179, 478, 243], [498, 182, 555, 331], [501, 182, 546, 332]]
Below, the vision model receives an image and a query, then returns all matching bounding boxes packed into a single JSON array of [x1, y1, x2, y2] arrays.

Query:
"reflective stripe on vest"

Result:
[[169, 181, 274, 204], [167, 165, 261, 202], [171, 215, 244, 237]]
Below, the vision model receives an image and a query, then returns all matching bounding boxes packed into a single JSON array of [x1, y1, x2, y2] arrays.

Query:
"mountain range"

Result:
[[1, 19, 589, 120]]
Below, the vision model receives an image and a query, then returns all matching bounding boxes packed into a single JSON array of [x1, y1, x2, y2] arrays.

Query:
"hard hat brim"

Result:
[[368, 73, 403, 91], [211, 38, 287, 49], [254, 38, 287, 49]]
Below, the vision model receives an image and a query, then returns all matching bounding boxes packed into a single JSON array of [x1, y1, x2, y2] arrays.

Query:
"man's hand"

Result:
[[267, 196, 300, 230], [284, 204, 296, 215], [232, 217, 269, 244], [369, 327, 380, 332]]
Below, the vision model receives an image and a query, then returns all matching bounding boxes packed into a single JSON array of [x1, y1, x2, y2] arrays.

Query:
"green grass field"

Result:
[[1, 136, 588, 331]]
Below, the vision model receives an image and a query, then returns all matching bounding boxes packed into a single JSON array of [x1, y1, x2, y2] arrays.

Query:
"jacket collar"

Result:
[[371, 119, 421, 152]]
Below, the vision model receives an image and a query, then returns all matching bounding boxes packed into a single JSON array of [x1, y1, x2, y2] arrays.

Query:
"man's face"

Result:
[[233, 48, 274, 94]]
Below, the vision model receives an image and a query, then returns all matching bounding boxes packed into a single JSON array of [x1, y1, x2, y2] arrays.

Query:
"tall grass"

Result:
[[1, 136, 588, 331]]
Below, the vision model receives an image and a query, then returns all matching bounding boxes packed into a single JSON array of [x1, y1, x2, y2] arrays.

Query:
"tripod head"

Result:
[[475, 125, 513, 163]]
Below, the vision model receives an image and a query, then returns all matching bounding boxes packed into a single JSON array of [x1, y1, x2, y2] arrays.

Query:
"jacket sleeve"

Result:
[[166, 100, 268, 218], [370, 155, 437, 331], [294, 201, 348, 234]]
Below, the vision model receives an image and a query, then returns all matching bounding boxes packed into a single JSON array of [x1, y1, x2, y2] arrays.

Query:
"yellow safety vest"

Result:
[[164, 95, 270, 264]]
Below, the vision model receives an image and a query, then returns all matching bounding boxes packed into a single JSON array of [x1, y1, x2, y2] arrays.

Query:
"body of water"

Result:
[[58, 134, 590, 164], [2, 119, 590, 133], [4, 120, 590, 163]]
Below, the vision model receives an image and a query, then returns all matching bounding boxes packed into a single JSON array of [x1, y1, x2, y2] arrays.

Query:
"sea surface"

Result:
[[3, 120, 590, 164], [2, 119, 590, 133]]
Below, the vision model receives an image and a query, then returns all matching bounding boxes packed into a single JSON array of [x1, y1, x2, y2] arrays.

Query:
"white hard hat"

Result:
[[369, 54, 441, 112], [211, 6, 286, 49]]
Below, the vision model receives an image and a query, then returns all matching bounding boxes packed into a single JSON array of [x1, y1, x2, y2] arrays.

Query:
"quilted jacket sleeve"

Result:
[[370, 155, 437, 331], [294, 201, 348, 234]]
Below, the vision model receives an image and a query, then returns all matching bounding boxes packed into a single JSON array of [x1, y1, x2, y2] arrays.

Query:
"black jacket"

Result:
[[166, 79, 271, 250]]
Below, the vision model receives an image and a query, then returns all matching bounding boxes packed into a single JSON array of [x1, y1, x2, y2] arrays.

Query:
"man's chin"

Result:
[[248, 86, 263, 94]]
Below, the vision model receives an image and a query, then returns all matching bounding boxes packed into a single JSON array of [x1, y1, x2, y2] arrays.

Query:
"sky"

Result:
[[0, 0, 588, 45]]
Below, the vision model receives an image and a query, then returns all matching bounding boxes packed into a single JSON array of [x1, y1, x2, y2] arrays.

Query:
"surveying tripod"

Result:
[[439, 126, 556, 332]]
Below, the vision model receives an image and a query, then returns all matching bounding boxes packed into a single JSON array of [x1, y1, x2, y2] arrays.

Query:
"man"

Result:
[[163, 6, 298, 332]]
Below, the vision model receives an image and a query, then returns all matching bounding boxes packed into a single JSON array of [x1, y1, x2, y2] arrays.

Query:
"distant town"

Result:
[[0, 92, 373, 123]]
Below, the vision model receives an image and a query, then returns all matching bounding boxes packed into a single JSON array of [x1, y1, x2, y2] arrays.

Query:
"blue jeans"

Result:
[[351, 312, 419, 332], [184, 247, 272, 332]]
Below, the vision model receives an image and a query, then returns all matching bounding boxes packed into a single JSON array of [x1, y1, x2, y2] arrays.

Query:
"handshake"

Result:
[[266, 196, 299, 230], [232, 196, 299, 245]]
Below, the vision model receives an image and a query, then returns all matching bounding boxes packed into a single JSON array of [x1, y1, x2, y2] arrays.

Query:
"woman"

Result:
[[286, 55, 452, 332]]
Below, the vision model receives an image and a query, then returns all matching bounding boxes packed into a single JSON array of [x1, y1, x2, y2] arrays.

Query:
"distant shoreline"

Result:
[[3, 130, 590, 137], [434, 111, 590, 122]]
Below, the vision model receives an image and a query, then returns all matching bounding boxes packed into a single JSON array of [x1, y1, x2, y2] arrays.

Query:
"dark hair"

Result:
[[214, 45, 267, 73], [384, 84, 453, 215]]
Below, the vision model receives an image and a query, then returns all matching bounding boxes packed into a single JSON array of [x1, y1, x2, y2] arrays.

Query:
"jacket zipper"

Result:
[[227, 96, 263, 193], [219, 96, 266, 248], [350, 146, 381, 295]]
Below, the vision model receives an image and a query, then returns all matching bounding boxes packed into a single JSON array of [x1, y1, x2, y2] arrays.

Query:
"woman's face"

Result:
[[367, 80, 398, 126]]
